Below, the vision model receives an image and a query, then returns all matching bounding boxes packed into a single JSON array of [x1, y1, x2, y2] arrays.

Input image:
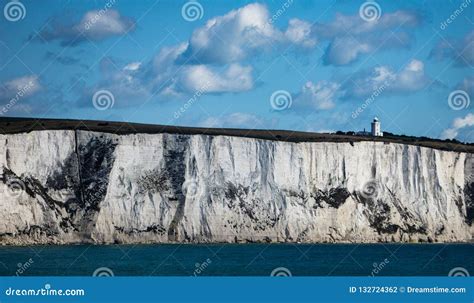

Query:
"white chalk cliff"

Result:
[[0, 130, 473, 244]]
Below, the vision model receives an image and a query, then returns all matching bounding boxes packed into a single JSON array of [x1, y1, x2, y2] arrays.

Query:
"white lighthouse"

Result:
[[371, 117, 383, 137]]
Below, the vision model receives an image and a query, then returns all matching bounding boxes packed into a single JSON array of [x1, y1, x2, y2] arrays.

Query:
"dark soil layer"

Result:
[[0, 117, 472, 153]]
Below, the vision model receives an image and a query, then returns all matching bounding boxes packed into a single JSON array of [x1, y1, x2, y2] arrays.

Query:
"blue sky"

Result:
[[0, 0, 472, 141]]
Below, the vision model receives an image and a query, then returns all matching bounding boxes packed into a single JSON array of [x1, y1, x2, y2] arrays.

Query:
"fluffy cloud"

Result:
[[123, 62, 141, 71], [430, 30, 474, 67], [74, 4, 425, 108], [178, 64, 253, 93], [441, 113, 474, 139], [293, 81, 341, 110], [36, 10, 135, 46], [344, 59, 430, 98], [200, 112, 272, 129], [292, 59, 431, 111], [178, 3, 315, 64], [77, 57, 151, 108], [293, 60, 430, 112], [284, 19, 317, 48], [0, 75, 42, 114], [79, 52, 254, 107], [313, 11, 420, 65], [177, 4, 419, 66], [147, 44, 254, 96], [0, 75, 41, 103]]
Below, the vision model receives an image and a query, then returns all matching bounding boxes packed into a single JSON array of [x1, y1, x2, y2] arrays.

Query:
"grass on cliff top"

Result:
[[0, 117, 472, 153]]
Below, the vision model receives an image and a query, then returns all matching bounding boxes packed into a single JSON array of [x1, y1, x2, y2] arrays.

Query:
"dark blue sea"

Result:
[[0, 244, 472, 276]]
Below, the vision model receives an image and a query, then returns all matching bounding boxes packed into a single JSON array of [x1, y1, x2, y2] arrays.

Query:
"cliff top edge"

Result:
[[0, 117, 473, 153]]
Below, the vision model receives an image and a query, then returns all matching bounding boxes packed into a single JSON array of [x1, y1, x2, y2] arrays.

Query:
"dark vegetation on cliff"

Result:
[[0, 117, 473, 153]]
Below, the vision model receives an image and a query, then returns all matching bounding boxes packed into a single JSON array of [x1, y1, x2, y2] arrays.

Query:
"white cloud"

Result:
[[179, 3, 277, 64], [294, 81, 340, 110], [0, 75, 42, 103], [284, 19, 317, 48], [314, 11, 420, 65], [324, 36, 372, 66], [38, 9, 135, 46], [345, 59, 430, 98], [179, 3, 317, 64], [146, 43, 254, 95], [441, 113, 474, 139], [291, 59, 431, 111], [200, 113, 266, 128], [74, 4, 425, 108], [315, 11, 419, 38], [77, 57, 151, 108], [123, 62, 141, 71], [453, 114, 474, 129], [180, 64, 253, 93], [392, 59, 430, 91]]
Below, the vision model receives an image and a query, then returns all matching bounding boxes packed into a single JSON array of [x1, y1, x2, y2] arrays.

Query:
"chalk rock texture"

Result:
[[0, 130, 473, 244]]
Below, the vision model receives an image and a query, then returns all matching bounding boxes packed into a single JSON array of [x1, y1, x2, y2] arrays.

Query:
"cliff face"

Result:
[[0, 130, 473, 244]]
